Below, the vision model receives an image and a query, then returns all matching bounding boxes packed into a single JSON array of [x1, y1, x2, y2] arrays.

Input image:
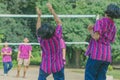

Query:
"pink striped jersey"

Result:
[[1, 47, 12, 62], [18, 44, 32, 59], [37, 25, 64, 74], [85, 17, 116, 62]]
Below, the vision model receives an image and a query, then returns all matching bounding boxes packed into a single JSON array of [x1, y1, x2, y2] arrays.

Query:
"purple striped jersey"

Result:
[[85, 17, 116, 62], [37, 25, 64, 74]]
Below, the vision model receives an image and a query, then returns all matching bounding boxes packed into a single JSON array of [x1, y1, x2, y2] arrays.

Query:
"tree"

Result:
[[36, 0, 120, 66], [0, 0, 120, 66]]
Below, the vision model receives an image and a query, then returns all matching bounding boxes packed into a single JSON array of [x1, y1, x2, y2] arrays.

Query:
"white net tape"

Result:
[[0, 14, 96, 18], [0, 42, 89, 45]]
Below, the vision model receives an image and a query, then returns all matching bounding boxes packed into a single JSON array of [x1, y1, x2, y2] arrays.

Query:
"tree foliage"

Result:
[[0, 0, 120, 66]]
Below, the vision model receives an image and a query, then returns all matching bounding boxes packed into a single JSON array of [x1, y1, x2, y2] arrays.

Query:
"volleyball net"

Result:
[[0, 14, 100, 67], [0, 42, 89, 45], [0, 14, 98, 46]]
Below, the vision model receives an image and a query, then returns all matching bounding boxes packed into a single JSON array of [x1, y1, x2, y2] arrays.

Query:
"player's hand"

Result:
[[88, 24, 93, 32], [31, 55, 34, 59], [3, 52, 7, 55], [46, 2, 53, 9], [36, 7, 42, 16]]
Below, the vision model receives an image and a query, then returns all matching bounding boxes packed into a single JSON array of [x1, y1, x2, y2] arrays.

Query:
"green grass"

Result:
[[107, 69, 120, 80], [0, 56, 2, 69], [0, 63, 3, 69], [30, 57, 41, 65]]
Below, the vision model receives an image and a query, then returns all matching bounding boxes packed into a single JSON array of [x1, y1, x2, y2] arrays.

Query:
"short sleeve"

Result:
[[1, 48, 4, 53], [60, 39, 66, 49], [29, 45, 32, 51], [93, 20, 102, 34], [55, 25, 62, 38]]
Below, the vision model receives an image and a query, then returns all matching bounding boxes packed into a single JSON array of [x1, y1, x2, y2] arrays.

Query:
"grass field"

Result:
[[107, 70, 120, 80], [0, 56, 2, 68]]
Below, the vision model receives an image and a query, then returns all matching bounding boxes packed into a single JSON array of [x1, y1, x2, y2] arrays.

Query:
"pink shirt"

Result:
[[85, 17, 116, 62], [19, 44, 32, 59], [1, 47, 12, 62]]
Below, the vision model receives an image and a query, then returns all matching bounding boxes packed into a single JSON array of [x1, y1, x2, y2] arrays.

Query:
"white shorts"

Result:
[[18, 58, 30, 66]]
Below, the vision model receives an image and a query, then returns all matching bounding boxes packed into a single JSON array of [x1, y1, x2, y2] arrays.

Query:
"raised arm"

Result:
[[47, 3, 62, 25], [36, 7, 42, 30]]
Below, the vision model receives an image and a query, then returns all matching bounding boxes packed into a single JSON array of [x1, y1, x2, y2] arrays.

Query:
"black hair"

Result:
[[105, 4, 120, 19], [37, 23, 55, 39]]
